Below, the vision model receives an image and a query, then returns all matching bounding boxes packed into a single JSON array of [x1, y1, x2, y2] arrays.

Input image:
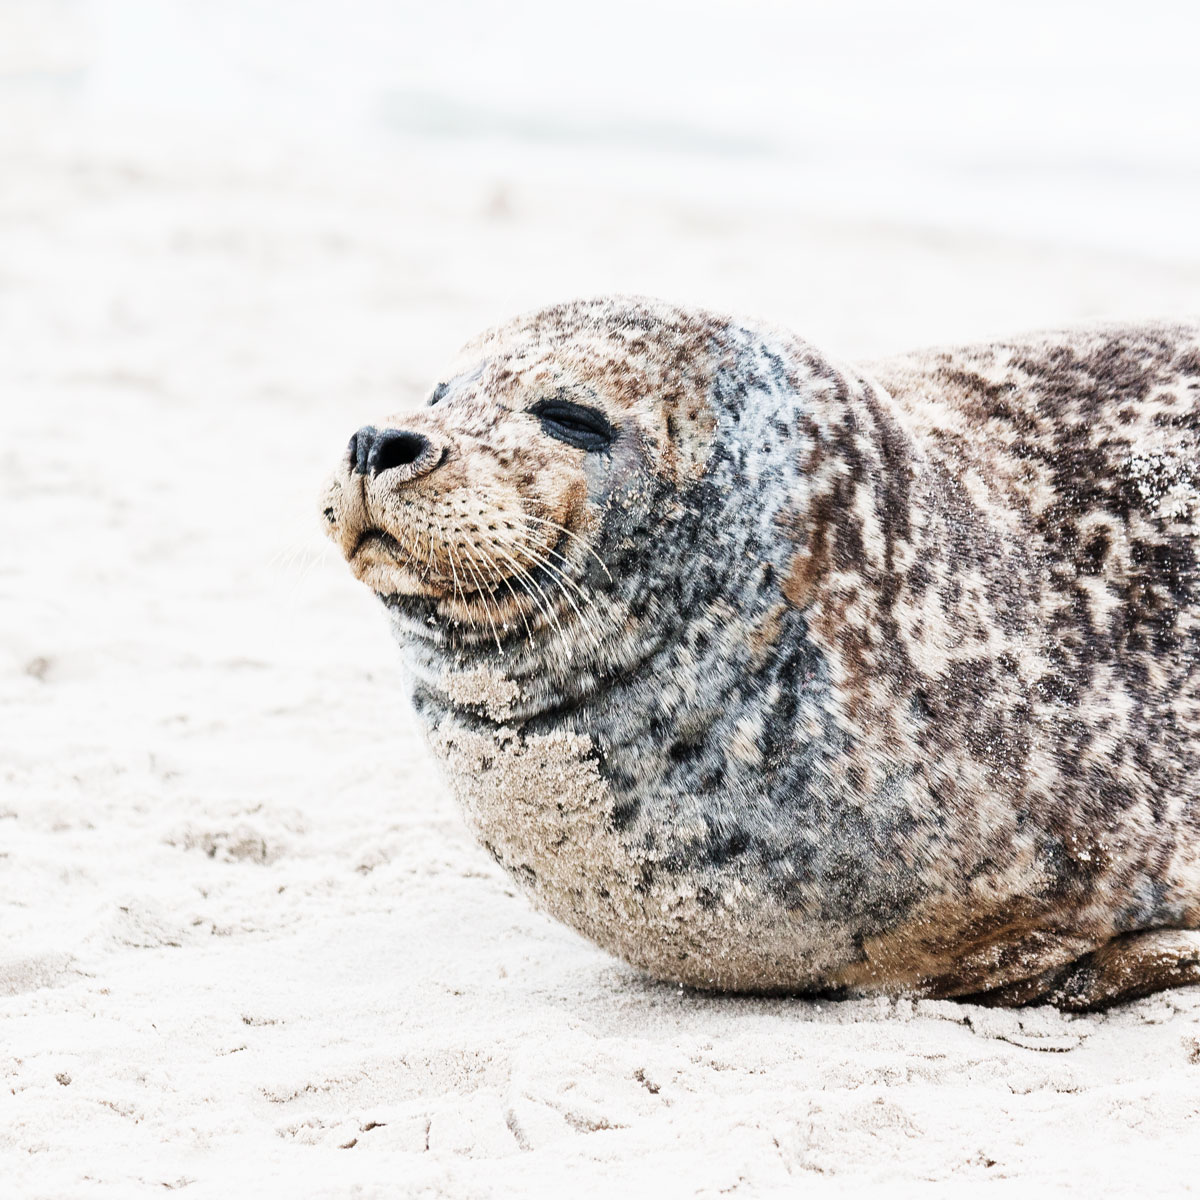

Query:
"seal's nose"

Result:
[[348, 426, 441, 479]]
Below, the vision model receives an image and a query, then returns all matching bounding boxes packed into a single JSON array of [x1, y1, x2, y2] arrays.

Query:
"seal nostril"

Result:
[[348, 425, 378, 475], [369, 429, 432, 476]]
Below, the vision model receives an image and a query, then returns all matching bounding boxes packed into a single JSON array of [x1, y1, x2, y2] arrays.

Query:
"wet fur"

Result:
[[322, 298, 1200, 1009]]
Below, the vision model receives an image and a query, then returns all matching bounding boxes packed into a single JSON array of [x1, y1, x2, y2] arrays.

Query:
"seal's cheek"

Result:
[[499, 442, 593, 533]]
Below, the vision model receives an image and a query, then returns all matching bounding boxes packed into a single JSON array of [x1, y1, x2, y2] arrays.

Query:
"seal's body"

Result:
[[322, 299, 1200, 1009]]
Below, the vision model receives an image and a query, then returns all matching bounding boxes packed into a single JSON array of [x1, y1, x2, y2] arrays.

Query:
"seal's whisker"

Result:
[[471, 541, 534, 641], [421, 522, 437, 579], [448, 542, 482, 627], [452, 541, 504, 651], [486, 526, 592, 606], [482, 524, 599, 641], [485, 528, 604, 654], [516, 513, 612, 579], [444, 534, 464, 610], [490, 532, 577, 645], [480, 535, 568, 643], [501, 520, 596, 584], [271, 543, 323, 571], [465, 538, 516, 648], [517, 514, 612, 580], [458, 532, 552, 638], [503, 523, 611, 651], [281, 545, 328, 598]]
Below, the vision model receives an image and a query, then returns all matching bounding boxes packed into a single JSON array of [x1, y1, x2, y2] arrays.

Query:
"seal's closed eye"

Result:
[[529, 398, 614, 452]]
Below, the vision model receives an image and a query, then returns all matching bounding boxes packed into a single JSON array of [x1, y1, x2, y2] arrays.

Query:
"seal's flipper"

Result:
[[1049, 931, 1200, 1011], [968, 930, 1200, 1011]]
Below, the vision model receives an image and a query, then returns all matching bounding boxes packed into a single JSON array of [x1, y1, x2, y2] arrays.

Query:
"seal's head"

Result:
[[320, 297, 729, 651]]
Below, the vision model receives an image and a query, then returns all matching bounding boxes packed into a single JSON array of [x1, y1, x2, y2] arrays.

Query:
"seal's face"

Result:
[[321, 368, 610, 635], [320, 298, 724, 644]]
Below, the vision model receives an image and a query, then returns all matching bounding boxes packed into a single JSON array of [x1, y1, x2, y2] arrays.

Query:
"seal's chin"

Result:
[[347, 525, 456, 602]]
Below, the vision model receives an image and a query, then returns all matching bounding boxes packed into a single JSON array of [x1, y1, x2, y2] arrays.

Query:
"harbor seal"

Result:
[[320, 297, 1200, 1010]]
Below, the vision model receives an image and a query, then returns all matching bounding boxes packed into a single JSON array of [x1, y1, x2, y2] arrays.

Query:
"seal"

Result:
[[320, 297, 1200, 1010]]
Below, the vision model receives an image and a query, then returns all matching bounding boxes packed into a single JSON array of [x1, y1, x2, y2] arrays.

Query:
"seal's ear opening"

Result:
[[529, 398, 615, 452]]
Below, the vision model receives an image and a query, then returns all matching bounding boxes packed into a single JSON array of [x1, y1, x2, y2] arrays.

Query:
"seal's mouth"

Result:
[[353, 521, 573, 606], [350, 528, 405, 561]]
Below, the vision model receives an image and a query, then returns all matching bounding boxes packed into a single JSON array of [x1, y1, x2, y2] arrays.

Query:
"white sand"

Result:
[[5, 4, 1200, 1195]]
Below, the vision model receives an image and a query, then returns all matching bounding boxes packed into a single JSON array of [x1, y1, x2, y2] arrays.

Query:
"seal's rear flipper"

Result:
[[967, 930, 1200, 1011]]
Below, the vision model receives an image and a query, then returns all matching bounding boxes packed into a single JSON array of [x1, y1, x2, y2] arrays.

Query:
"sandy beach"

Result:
[[4, 3, 1200, 1195]]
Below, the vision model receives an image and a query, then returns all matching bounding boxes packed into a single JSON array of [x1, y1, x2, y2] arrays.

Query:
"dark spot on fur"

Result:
[[610, 799, 640, 831]]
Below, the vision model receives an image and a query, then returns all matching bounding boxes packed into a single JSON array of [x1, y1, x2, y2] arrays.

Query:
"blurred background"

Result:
[[5, 0, 1200, 360]]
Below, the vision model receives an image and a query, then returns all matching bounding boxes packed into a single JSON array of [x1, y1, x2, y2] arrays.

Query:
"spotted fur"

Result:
[[321, 298, 1200, 1009]]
